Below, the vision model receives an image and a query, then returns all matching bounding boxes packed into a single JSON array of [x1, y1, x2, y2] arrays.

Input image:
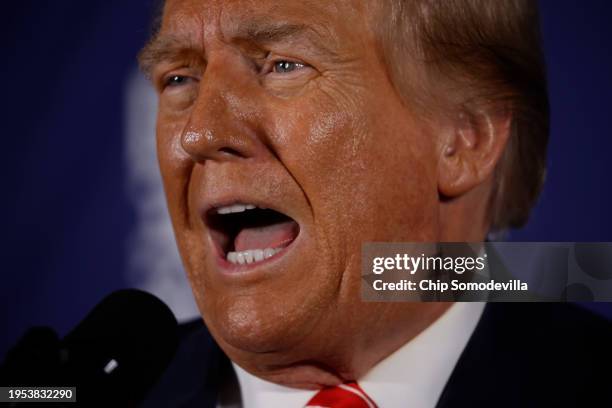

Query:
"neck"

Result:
[[236, 302, 454, 389], [438, 182, 492, 241]]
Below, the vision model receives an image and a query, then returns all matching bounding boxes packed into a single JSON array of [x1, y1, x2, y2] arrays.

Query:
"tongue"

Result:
[[234, 220, 298, 252]]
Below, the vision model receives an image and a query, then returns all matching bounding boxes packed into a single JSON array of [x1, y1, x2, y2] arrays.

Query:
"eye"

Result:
[[163, 74, 192, 88], [273, 60, 306, 74]]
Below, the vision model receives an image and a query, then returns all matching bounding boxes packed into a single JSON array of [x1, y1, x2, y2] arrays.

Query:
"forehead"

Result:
[[160, 0, 370, 45]]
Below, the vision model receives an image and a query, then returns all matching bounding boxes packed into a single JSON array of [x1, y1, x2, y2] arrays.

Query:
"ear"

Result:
[[437, 106, 512, 198]]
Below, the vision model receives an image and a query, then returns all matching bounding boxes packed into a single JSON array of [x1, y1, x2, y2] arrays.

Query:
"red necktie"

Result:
[[305, 381, 378, 408]]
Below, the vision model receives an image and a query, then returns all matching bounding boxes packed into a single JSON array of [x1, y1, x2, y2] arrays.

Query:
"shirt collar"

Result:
[[359, 302, 485, 408], [233, 364, 313, 408]]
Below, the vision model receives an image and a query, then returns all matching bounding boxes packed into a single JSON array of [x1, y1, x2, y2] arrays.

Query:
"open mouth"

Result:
[[206, 203, 300, 267]]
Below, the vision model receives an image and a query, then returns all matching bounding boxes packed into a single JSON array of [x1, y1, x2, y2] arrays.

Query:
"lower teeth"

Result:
[[226, 247, 283, 265]]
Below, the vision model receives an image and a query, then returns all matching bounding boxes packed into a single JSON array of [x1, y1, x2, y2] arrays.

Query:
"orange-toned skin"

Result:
[[145, 0, 509, 389]]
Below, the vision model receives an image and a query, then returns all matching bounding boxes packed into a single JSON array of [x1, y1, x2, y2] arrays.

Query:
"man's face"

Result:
[[152, 0, 442, 386]]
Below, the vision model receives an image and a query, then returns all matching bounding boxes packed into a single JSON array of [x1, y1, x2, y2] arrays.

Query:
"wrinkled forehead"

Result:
[[159, 0, 373, 46]]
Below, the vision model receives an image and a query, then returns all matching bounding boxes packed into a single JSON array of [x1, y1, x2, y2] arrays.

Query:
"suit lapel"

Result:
[[140, 319, 231, 408]]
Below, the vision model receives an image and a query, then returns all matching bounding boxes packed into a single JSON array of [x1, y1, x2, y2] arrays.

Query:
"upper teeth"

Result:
[[216, 203, 257, 214]]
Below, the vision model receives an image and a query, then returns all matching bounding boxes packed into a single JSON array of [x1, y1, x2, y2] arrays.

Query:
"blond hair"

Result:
[[377, 0, 549, 230]]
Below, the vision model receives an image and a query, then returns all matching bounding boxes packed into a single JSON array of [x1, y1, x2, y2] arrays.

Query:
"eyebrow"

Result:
[[138, 35, 194, 79], [239, 21, 309, 44], [234, 21, 339, 60], [138, 20, 337, 78]]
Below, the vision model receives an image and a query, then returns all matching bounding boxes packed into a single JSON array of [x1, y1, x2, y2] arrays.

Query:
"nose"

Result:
[[180, 58, 262, 163]]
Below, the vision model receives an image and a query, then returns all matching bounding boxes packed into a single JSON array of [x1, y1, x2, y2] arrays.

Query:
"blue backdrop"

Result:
[[1, 0, 611, 358]]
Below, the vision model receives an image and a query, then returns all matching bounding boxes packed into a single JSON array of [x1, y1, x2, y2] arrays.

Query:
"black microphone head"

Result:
[[0, 326, 61, 384], [61, 289, 179, 404]]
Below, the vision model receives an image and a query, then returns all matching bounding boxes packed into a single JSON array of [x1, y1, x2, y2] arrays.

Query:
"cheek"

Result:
[[155, 116, 201, 261], [157, 117, 189, 205], [270, 93, 439, 247]]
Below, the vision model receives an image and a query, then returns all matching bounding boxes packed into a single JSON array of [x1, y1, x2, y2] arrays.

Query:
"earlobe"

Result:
[[438, 107, 512, 198]]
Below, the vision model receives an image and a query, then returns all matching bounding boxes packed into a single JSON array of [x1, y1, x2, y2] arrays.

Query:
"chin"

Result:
[[198, 283, 328, 355]]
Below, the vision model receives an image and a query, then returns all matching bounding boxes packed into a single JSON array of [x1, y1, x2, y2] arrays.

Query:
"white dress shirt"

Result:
[[219, 302, 485, 408]]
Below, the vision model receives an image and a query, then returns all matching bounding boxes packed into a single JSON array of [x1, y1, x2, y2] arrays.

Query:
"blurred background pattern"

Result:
[[1, 0, 611, 358]]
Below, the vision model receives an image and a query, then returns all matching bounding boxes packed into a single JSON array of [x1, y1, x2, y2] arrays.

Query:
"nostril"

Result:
[[218, 147, 245, 158], [180, 128, 250, 162]]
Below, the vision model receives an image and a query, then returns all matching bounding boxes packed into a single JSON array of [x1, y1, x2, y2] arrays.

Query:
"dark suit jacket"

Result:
[[140, 303, 612, 407]]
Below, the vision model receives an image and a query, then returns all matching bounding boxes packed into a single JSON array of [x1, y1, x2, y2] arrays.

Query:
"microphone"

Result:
[[0, 289, 179, 406]]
